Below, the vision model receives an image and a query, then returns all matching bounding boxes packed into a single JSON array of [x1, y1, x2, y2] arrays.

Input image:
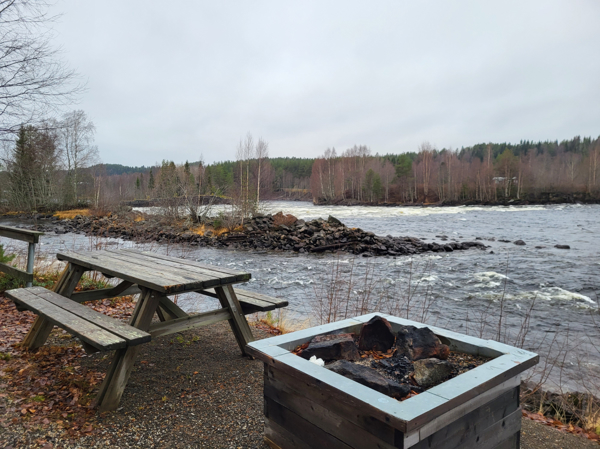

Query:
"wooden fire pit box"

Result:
[[246, 312, 538, 449]]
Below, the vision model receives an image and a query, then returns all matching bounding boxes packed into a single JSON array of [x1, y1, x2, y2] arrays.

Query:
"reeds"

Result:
[[308, 252, 600, 435]]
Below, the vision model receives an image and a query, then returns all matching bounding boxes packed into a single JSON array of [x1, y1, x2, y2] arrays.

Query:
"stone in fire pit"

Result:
[[247, 313, 538, 449]]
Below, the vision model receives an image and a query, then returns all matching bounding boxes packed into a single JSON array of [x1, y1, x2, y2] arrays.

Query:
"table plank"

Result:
[[27, 287, 151, 345], [98, 250, 218, 283], [6, 288, 126, 350], [121, 249, 251, 281], [57, 251, 175, 291], [102, 249, 227, 285], [57, 251, 223, 293]]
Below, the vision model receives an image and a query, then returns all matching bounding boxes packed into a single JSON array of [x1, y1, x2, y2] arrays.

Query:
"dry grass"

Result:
[[190, 224, 206, 235], [53, 209, 91, 219], [212, 227, 229, 237], [251, 309, 309, 335]]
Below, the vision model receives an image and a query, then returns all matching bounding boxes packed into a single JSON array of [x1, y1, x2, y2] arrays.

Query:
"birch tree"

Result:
[[59, 110, 98, 204], [255, 138, 269, 204]]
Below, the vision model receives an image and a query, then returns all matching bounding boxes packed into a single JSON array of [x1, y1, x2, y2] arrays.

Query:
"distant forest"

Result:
[[2, 134, 599, 212], [101, 135, 600, 206]]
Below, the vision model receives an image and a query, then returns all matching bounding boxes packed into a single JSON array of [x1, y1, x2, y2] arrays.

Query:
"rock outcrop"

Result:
[[34, 212, 489, 258]]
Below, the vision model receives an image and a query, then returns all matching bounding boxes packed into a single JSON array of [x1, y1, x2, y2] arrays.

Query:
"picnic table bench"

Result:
[[6, 249, 288, 411], [6, 286, 151, 351]]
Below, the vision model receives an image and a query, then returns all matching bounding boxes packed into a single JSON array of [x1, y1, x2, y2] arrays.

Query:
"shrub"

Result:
[[0, 244, 16, 264]]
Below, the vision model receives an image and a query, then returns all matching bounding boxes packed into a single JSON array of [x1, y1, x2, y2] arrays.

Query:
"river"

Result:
[[1, 201, 599, 393]]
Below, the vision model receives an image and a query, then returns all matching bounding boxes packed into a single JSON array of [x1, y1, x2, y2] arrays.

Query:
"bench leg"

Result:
[[215, 285, 255, 356], [95, 287, 160, 411], [22, 264, 85, 350]]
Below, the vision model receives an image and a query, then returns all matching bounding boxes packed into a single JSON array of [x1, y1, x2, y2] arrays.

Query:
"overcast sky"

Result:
[[49, 0, 600, 166]]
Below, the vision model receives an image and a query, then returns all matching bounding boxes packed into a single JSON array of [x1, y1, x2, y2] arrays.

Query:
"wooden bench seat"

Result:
[[235, 289, 289, 314], [198, 287, 288, 314], [6, 286, 151, 352]]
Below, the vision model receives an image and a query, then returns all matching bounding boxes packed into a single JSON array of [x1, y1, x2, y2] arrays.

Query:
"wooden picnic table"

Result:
[[13, 249, 275, 411]]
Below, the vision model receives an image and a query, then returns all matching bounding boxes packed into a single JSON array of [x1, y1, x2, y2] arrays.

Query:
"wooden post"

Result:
[[26, 242, 36, 288], [215, 284, 255, 355], [95, 287, 161, 411]]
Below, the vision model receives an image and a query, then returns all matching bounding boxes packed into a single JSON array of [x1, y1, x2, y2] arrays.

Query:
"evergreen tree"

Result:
[[148, 168, 155, 190]]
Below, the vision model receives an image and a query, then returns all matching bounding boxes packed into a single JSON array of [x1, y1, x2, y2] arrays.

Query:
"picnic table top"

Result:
[[56, 249, 251, 294]]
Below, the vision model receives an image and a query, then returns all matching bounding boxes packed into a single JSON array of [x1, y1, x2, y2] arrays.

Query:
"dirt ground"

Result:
[[1, 320, 598, 448]]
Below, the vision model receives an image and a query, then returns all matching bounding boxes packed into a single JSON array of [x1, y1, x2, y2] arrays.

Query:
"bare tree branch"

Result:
[[0, 0, 83, 138]]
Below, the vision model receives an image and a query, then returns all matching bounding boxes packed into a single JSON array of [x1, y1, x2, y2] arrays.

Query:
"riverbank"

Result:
[[314, 191, 600, 208], [13, 211, 492, 258]]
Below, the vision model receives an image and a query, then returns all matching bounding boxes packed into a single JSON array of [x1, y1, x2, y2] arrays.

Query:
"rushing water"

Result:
[[1, 202, 599, 392]]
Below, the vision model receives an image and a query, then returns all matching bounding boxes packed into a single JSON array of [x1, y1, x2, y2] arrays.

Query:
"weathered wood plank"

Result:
[[77, 251, 206, 285], [453, 406, 521, 449], [416, 376, 520, 441], [22, 263, 84, 349], [200, 287, 286, 306], [215, 285, 254, 354], [58, 250, 243, 293], [116, 249, 249, 283], [0, 225, 43, 243], [265, 397, 354, 449], [56, 251, 191, 293], [0, 262, 33, 282], [100, 249, 222, 285], [236, 289, 286, 303], [411, 387, 519, 448], [95, 287, 160, 411], [265, 365, 401, 446], [265, 418, 313, 449], [70, 283, 141, 303], [491, 431, 519, 449], [264, 374, 400, 449], [122, 249, 251, 279], [25, 287, 151, 345], [148, 308, 231, 338], [156, 295, 188, 320], [5, 288, 126, 350]]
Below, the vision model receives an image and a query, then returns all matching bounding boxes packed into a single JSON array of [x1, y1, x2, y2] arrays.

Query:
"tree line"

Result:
[[96, 134, 600, 212], [311, 137, 600, 204]]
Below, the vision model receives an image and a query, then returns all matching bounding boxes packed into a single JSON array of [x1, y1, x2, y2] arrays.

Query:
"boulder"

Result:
[[412, 358, 453, 388], [395, 325, 450, 361], [327, 215, 343, 226], [358, 316, 395, 352], [513, 240, 526, 246], [327, 360, 410, 399], [299, 333, 360, 362]]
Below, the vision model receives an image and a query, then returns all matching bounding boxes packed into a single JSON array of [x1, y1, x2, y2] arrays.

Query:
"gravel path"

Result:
[[2, 322, 598, 448]]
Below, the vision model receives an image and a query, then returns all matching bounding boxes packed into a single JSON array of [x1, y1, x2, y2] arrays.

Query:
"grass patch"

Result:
[[53, 209, 91, 220]]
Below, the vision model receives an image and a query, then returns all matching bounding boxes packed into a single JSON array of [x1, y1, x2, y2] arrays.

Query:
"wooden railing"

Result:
[[0, 225, 44, 287]]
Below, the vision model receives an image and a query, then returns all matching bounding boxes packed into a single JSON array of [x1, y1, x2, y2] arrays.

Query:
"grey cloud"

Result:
[[48, 0, 600, 165]]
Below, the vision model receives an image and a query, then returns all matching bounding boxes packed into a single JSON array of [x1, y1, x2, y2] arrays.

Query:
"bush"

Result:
[[0, 244, 16, 264]]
